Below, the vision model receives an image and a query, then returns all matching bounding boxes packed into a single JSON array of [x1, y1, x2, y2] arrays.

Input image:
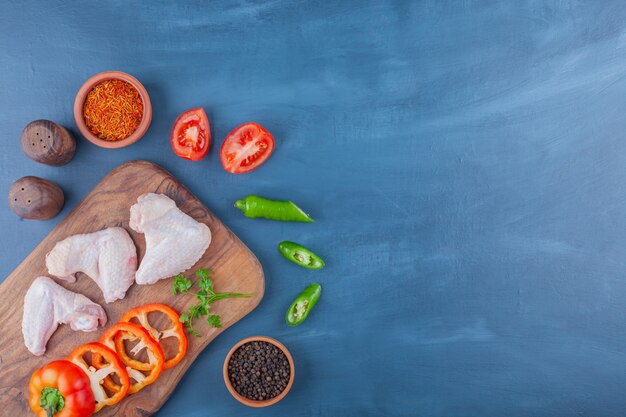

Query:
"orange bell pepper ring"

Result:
[[98, 322, 165, 394], [29, 360, 95, 417], [118, 303, 188, 369], [67, 343, 130, 412]]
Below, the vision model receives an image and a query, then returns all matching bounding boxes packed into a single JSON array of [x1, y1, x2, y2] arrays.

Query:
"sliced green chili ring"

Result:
[[286, 283, 322, 326], [278, 241, 325, 270], [234, 194, 313, 222]]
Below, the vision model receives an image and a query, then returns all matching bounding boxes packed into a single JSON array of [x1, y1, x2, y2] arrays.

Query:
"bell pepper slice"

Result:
[[97, 322, 164, 394], [29, 360, 95, 417], [67, 343, 130, 412], [118, 303, 188, 369]]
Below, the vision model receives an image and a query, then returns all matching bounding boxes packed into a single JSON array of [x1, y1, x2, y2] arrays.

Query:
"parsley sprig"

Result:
[[172, 269, 253, 337]]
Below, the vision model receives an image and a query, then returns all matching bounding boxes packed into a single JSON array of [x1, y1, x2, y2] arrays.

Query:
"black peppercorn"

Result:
[[227, 340, 291, 401]]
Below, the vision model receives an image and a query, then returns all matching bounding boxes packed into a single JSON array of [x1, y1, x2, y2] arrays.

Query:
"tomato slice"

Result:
[[171, 108, 211, 161], [220, 122, 275, 174]]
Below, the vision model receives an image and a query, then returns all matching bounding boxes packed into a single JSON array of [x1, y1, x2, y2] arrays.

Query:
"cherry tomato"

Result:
[[220, 122, 275, 174], [171, 108, 211, 161]]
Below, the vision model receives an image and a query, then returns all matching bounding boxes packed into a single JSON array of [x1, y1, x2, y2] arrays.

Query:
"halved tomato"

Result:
[[171, 108, 211, 161], [220, 122, 275, 174]]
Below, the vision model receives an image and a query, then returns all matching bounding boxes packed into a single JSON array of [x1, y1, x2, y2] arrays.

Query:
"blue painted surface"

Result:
[[2, 1, 626, 415]]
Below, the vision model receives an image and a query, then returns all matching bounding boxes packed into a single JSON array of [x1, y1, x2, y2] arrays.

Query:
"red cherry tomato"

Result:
[[171, 108, 211, 161], [220, 122, 275, 174]]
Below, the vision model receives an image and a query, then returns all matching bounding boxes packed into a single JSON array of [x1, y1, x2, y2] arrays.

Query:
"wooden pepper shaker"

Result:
[[20, 120, 76, 166], [9, 176, 64, 220]]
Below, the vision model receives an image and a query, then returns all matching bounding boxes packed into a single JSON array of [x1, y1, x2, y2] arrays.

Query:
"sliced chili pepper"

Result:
[[67, 343, 130, 412], [278, 241, 325, 270], [234, 194, 313, 222], [118, 303, 188, 369], [97, 322, 165, 394], [286, 283, 322, 326]]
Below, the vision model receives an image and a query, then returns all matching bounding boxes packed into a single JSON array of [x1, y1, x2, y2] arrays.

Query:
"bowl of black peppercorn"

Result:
[[223, 336, 295, 407]]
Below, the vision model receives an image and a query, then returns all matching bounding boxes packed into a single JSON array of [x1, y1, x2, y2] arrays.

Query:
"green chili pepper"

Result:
[[278, 241, 325, 270], [234, 194, 313, 222], [286, 283, 322, 326]]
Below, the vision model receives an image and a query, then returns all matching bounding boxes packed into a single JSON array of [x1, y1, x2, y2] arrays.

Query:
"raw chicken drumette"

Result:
[[130, 193, 211, 285], [46, 227, 137, 303], [22, 276, 107, 356]]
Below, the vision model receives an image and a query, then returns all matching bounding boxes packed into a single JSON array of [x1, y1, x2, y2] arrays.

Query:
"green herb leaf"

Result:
[[195, 269, 211, 280], [198, 277, 214, 293], [171, 269, 253, 337], [207, 314, 222, 328], [196, 290, 209, 305], [171, 274, 192, 295], [188, 304, 208, 319], [184, 321, 202, 338]]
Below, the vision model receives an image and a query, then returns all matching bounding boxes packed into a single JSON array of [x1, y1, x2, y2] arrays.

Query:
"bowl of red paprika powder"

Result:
[[74, 71, 152, 149]]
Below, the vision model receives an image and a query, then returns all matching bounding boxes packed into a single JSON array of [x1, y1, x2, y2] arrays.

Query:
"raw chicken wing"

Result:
[[46, 227, 137, 303], [130, 193, 211, 284], [22, 276, 107, 356]]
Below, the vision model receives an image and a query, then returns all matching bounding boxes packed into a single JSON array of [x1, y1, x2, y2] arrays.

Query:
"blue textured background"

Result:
[[2, 1, 626, 416]]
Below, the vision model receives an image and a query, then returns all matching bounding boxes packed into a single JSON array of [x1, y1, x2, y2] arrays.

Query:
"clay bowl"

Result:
[[223, 336, 295, 407], [74, 71, 152, 149]]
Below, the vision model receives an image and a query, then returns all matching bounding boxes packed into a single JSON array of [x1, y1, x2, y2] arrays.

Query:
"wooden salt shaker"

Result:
[[9, 176, 64, 220], [20, 120, 76, 166]]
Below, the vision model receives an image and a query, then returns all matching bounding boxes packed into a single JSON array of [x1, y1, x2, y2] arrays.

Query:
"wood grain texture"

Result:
[[0, 160, 264, 416], [20, 120, 76, 166], [8, 176, 64, 220]]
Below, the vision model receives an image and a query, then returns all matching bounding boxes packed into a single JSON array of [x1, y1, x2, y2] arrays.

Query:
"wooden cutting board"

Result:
[[0, 160, 264, 416]]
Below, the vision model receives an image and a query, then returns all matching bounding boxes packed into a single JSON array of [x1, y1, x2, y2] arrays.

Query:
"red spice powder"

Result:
[[83, 79, 144, 141]]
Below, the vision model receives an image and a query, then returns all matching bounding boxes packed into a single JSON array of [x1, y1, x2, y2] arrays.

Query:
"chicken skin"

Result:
[[22, 276, 107, 356], [46, 227, 137, 303], [130, 193, 211, 285]]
